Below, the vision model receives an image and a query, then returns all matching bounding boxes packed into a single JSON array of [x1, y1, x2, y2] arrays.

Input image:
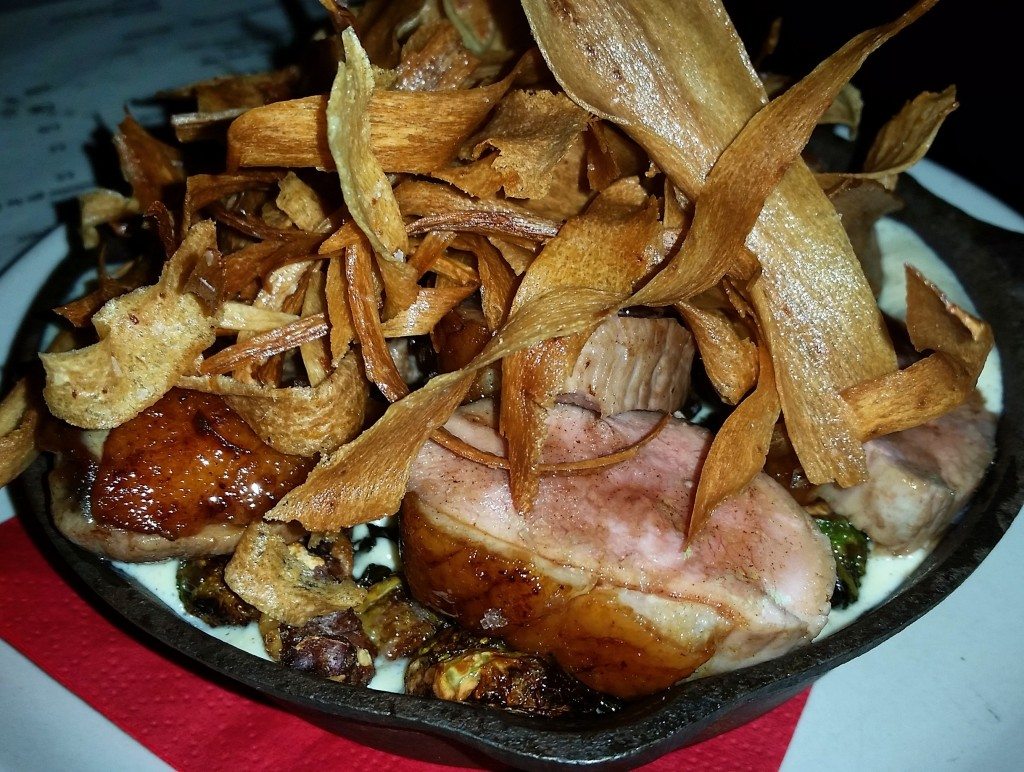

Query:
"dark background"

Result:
[[725, 0, 1021, 217]]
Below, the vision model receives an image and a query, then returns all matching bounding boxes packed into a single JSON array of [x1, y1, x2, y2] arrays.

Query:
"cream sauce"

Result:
[[112, 216, 1000, 685]]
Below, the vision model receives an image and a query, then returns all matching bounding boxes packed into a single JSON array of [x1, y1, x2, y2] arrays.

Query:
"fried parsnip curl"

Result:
[[522, 0, 937, 489], [0, 380, 40, 487], [843, 268, 993, 441], [500, 180, 660, 513], [41, 222, 219, 429]]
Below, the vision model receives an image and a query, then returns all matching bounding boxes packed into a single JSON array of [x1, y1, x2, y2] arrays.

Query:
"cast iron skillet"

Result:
[[11, 168, 1024, 770]]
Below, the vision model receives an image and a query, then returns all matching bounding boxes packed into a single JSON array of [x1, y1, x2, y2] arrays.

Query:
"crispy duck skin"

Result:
[[91, 389, 312, 539], [402, 402, 835, 698], [50, 389, 312, 562], [817, 397, 996, 554], [51, 460, 249, 561]]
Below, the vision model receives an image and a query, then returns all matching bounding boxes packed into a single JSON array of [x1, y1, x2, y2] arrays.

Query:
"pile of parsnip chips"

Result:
[[0, 0, 990, 552]]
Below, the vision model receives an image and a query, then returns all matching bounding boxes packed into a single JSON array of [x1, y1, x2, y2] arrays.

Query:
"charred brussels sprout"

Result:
[[277, 609, 376, 686], [814, 515, 870, 608], [357, 575, 445, 659], [177, 555, 259, 626], [406, 629, 618, 717]]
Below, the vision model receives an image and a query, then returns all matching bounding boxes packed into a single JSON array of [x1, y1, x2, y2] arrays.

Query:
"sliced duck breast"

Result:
[[560, 315, 694, 416], [402, 401, 835, 698], [817, 397, 996, 553], [435, 305, 694, 415]]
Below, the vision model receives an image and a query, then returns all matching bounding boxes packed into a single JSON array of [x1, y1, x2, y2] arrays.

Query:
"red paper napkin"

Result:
[[0, 516, 808, 771]]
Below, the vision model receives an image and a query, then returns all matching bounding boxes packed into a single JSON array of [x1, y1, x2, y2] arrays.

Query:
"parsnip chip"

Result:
[[467, 89, 591, 198], [380, 284, 478, 338], [584, 121, 621, 192], [0, 380, 40, 488], [276, 172, 329, 232], [182, 351, 366, 457], [407, 210, 560, 242], [345, 241, 409, 402], [376, 254, 421, 321], [227, 75, 515, 174], [864, 87, 957, 179], [114, 114, 185, 210], [162, 67, 300, 112], [523, 0, 935, 487], [466, 235, 517, 330], [819, 83, 864, 133], [501, 181, 660, 512], [199, 314, 328, 376], [688, 344, 780, 537], [432, 155, 505, 198], [676, 300, 757, 405], [818, 87, 958, 190], [41, 222, 218, 430], [518, 136, 594, 221], [395, 178, 534, 219], [211, 370, 352, 448], [54, 257, 154, 328], [487, 236, 535, 275], [327, 28, 409, 262], [843, 267, 993, 441], [216, 302, 298, 333], [265, 285, 620, 531], [78, 189, 140, 249], [325, 256, 355, 363], [299, 263, 330, 386], [225, 521, 366, 626], [393, 20, 479, 91], [182, 172, 281, 232], [408, 231, 457, 279], [358, 0, 438, 68]]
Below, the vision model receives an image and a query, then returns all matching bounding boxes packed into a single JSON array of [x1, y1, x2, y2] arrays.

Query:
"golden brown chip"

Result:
[[676, 300, 757, 405], [227, 74, 516, 174], [182, 351, 367, 457], [842, 267, 993, 440], [276, 172, 330, 232], [41, 222, 218, 430], [114, 114, 185, 210], [299, 263, 331, 387], [393, 19, 479, 91], [500, 181, 660, 512], [199, 314, 328, 377], [346, 240, 409, 402], [467, 89, 591, 198], [818, 87, 958, 190], [0, 380, 40, 488], [327, 29, 409, 262], [380, 284, 478, 338], [78, 189, 140, 249], [688, 344, 779, 536]]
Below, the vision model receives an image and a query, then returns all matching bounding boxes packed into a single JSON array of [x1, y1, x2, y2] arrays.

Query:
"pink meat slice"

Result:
[[817, 397, 996, 553], [560, 316, 694, 416], [402, 402, 835, 696]]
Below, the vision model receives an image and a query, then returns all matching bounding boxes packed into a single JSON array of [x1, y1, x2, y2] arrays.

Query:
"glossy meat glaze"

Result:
[[402, 401, 835, 698]]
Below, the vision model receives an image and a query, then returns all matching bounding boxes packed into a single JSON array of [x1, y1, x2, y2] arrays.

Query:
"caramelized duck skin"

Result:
[[402, 402, 835, 698], [91, 389, 313, 539]]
